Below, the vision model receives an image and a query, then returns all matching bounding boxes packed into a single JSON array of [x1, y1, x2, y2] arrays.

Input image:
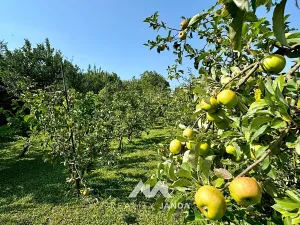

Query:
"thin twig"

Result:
[[274, 43, 300, 55], [192, 114, 204, 129], [285, 61, 300, 79], [235, 63, 259, 91], [220, 63, 257, 91]]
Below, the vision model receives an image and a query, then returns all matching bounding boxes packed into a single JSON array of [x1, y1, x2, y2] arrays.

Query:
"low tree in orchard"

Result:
[[144, 0, 300, 224], [20, 65, 114, 196], [111, 78, 152, 150], [163, 85, 195, 132]]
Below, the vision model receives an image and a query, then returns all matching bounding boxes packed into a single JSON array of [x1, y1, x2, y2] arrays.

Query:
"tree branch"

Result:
[[274, 43, 300, 55], [235, 63, 259, 91], [222, 129, 288, 190], [285, 61, 300, 79], [220, 63, 257, 91]]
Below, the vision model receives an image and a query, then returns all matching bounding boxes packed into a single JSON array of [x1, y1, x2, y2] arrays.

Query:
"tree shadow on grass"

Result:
[[0, 151, 72, 214], [85, 135, 167, 204], [86, 171, 157, 205], [121, 134, 169, 154], [0, 128, 169, 215]]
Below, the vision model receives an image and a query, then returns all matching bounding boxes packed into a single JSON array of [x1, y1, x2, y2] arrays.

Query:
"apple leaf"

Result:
[[212, 178, 225, 188], [154, 195, 166, 212], [201, 155, 215, 178], [214, 168, 233, 179], [292, 216, 300, 225], [261, 155, 270, 170], [167, 207, 176, 221], [256, 145, 269, 158], [251, 0, 257, 12], [188, 13, 208, 27], [178, 124, 187, 129], [248, 99, 267, 111], [263, 181, 279, 197], [273, 75, 285, 92], [274, 198, 300, 211], [271, 118, 287, 129], [295, 136, 300, 155], [176, 136, 188, 142], [169, 164, 177, 181], [250, 124, 268, 142], [274, 85, 290, 118], [286, 190, 300, 203], [233, 0, 250, 11], [272, 0, 289, 46], [232, 142, 242, 158], [250, 115, 272, 130], [229, 9, 245, 52], [171, 178, 192, 187]]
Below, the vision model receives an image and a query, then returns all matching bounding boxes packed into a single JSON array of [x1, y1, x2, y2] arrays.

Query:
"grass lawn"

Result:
[[0, 127, 188, 225]]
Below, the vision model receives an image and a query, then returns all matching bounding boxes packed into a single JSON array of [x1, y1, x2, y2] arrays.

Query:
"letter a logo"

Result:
[[129, 180, 171, 198]]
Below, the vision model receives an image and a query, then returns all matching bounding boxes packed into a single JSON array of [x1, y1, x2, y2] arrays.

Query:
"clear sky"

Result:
[[0, 0, 299, 87]]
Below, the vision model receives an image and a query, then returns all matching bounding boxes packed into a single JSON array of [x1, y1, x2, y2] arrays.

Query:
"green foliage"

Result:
[[144, 0, 300, 224], [20, 87, 115, 193], [272, 190, 300, 224]]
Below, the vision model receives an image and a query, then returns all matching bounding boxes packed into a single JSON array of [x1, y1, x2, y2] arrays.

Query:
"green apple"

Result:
[[217, 90, 238, 109], [200, 97, 219, 113], [207, 110, 226, 122], [261, 54, 286, 74]]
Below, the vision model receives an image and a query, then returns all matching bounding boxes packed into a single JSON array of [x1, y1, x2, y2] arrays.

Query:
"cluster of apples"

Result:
[[198, 89, 238, 130], [169, 128, 262, 220], [178, 19, 188, 41], [168, 23, 289, 219], [195, 176, 262, 220]]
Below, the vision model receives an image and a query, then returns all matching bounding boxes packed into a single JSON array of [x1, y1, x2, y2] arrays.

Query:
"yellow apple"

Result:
[[217, 90, 238, 109], [169, 139, 182, 154], [229, 177, 262, 206], [226, 145, 235, 155], [199, 97, 219, 113], [195, 186, 226, 220], [179, 31, 187, 41], [180, 19, 188, 30], [207, 110, 226, 122], [183, 128, 194, 139], [196, 142, 210, 156]]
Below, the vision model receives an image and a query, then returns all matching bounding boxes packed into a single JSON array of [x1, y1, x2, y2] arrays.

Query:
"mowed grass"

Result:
[[0, 127, 188, 225]]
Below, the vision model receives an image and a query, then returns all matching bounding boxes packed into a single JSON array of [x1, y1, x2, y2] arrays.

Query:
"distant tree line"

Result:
[[0, 38, 171, 126]]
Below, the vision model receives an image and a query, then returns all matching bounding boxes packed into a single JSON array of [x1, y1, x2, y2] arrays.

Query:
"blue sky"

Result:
[[0, 0, 299, 87]]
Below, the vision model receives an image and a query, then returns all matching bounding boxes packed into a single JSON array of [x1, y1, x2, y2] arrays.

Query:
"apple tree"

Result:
[[144, 0, 300, 224], [19, 65, 115, 195]]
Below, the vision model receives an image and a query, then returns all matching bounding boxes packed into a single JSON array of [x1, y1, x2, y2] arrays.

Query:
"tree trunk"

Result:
[[19, 138, 30, 158]]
